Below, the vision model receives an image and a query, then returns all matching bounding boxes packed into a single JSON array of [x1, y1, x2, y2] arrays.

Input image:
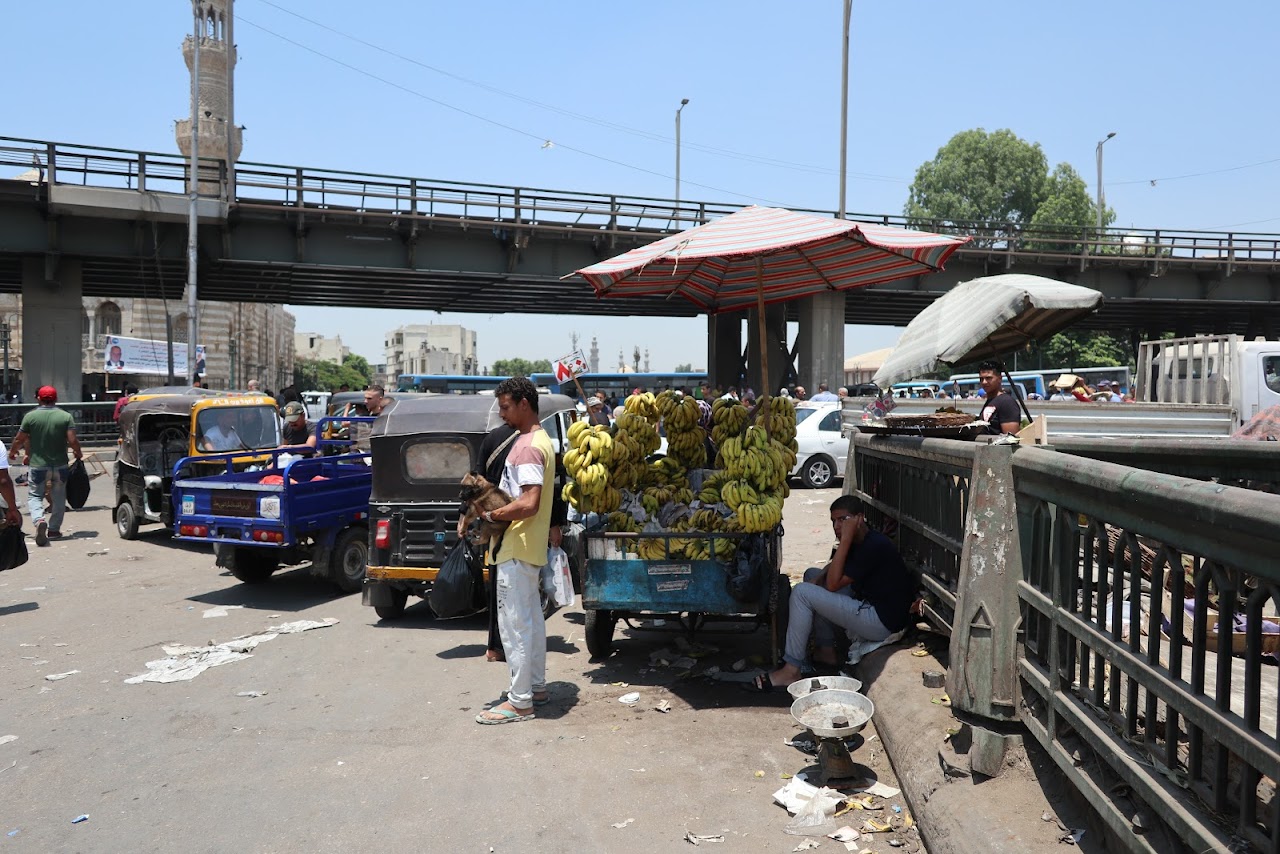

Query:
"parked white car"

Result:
[[791, 402, 848, 488]]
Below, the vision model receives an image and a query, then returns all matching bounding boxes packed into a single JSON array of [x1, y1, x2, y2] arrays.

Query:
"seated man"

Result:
[[753, 495, 915, 691], [200, 410, 243, 452], [279, 401, 318, 450]]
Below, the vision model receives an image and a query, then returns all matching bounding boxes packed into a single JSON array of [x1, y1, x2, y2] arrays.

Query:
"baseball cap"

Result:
[[1097, 380, 1111, 388], [587, 398, 603, 408], [36, 385, 57, 402], [282, 401, 306, 418]]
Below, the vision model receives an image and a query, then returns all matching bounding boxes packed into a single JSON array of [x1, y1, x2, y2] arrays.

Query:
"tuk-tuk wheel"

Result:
[[374, 588, 409, 621], [584, 608, 615, 659], [115, 501, 139, 540], [231, 548, 278, 584], [330, 527, 369, 594]]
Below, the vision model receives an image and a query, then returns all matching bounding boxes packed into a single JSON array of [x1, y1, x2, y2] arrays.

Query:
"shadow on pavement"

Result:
[[185, 566, 348, 612], [0, 602, 39, 616]]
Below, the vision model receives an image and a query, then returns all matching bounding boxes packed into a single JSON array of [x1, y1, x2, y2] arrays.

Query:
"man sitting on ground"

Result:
[[753, 495, 915, 691]]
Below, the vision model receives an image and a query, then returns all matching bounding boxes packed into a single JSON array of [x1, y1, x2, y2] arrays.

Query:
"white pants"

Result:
[[497, 558, 546, 708]]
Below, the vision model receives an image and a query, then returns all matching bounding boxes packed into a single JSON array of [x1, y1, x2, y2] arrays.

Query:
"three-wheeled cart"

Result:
[[580, 528, 788, 661]]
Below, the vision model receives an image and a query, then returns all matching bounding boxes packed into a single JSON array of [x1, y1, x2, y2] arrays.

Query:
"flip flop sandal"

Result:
[[475, 707, 536, 725], [743, 673, 778, 693], [490, 693, 551, 707]]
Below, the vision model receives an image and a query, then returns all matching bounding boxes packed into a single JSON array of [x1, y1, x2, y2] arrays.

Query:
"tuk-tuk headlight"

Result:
[[259, 496, 281, 520]]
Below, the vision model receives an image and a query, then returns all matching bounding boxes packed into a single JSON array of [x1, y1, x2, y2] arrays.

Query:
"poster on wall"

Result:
[[102, 336, 206, 376]]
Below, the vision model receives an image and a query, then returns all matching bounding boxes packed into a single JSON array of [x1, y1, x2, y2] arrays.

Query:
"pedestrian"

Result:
[[475, 376, 557, 724], [0, 436, 21, 531], [247, 379, 260, 392], [8, 386, 82, 546]]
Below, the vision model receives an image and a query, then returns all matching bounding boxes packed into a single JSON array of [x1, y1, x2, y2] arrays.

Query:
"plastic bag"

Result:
[[0, 524, 29, 572], [65, 459, 90, 510], [428, 543, 476, 618], [783, 786, 842, 836], [541, 546, 575, 608]]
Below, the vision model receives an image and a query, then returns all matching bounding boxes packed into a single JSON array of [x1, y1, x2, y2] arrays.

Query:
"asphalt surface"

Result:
[[0, 475, 921, 853]]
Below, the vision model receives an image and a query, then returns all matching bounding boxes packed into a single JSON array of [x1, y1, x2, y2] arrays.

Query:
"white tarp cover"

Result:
[[873, 274, 1103, 388]]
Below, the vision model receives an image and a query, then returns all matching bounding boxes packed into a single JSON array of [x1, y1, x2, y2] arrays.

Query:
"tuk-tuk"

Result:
[[363, 393, 580, 620], [113, 393, 282, 539], [321, 390, 432, 444]]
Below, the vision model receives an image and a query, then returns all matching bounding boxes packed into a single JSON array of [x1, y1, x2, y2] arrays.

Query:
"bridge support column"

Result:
[[707, 312, 743, 390], [747, 304, 788, 396], [22, 257, 84, 402], [796, 291, 845, 394]]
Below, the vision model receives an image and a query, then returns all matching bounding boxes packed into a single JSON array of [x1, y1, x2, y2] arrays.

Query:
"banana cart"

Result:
[[580, 527, 787, 661]]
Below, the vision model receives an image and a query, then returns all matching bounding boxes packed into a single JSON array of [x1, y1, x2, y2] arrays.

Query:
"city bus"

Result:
[[531, 371, 708, 401], [395, 374, 506, 394]]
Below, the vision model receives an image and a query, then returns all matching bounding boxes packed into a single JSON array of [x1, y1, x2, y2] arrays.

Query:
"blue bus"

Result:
[[395, 374, 507, 394], [532, 371, 708, 401]]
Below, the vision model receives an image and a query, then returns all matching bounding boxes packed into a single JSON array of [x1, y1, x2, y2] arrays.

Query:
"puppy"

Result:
[[459, 472, 512, 542]]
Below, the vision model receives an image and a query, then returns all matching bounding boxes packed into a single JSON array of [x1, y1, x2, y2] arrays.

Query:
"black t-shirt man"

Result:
[[839, 528, 915, 633], [979, 392, 1022, 435], [282, 418, 316, 446]]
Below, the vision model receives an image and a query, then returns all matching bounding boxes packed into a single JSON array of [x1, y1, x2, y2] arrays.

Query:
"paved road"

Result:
[[1, 475, 915, 853]]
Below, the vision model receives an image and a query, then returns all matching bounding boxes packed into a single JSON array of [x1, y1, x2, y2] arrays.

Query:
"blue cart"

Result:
[[581, 528, 787, 660], [170, 440, 374, 592]]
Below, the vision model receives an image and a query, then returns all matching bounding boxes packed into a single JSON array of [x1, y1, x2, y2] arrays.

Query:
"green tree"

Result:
[[674, 362, 694, 373], [1036, 331, 1131, 368], [905, 129, 1114, 248], [343, 354, 374, 384], [294, 357, 370, 392], [491, 358, 553, 377]]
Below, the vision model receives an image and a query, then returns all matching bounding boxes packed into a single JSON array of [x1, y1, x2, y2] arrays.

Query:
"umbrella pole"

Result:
[[755, 258, 770, 405], [1004, 369, 1034, 425]]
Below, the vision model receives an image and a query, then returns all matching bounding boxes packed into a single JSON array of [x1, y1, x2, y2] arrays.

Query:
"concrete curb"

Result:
[[857, 642, 1106, 854]]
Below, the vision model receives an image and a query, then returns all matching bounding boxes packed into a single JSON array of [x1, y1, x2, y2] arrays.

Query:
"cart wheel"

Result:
[[330, 527, 369, 593], [584, 608, 616, 659], [115, 500, 139, 540], [231, 547, 278, 584], [540, 585, 558, 620], [375, 587, 409, 621]]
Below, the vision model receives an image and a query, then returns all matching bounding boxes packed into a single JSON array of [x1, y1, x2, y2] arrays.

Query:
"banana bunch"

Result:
[[688, 507, 725, 530], [734, 493, 784, 533], [615, 410, 661, 458], [563, 422, 621, 514], [624, 391, 658, 420], [756, 395, 799, 445], [710, 398, 749, 447], [697, 470, 730, 505]]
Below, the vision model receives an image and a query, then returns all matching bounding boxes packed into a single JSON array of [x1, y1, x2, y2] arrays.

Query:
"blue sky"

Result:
[[7, 1, 1280, 371]]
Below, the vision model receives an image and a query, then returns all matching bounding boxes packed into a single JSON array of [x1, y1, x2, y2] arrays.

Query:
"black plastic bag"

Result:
[[726, 533, 770, 604], [66, 459, 90, 510], [429, 543, 477, 618], [0, 525, 29, 572]]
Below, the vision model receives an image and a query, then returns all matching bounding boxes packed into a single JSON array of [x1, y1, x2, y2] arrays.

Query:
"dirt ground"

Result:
[[0, 470, 922, 853]]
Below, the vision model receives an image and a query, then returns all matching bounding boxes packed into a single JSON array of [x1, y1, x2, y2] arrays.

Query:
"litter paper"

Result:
[[125, 619, 338, 684]]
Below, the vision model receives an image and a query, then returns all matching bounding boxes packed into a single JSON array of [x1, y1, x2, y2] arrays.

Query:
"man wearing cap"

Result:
[[1095, 380, 1122, 403], [8, 386, 82, 546], [279, 401, 318, 449], [586, 396, 611, 427]]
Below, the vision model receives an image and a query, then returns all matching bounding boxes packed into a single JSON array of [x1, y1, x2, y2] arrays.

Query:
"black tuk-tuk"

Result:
[[113, 393, 282, 538], [363, 393, 581, 620]]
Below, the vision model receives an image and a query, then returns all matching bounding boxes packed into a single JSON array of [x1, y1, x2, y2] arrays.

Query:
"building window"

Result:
[[173, 314, 189, 344], [96, 302, 122, 337]]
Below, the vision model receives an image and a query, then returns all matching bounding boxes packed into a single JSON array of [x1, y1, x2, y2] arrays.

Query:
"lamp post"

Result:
[[185, 1, 202, 384], [838, 0, 851, 219], [675, 98, 689, 207], [1095, 131, 1116, 251], [1, 319, 10, 400]]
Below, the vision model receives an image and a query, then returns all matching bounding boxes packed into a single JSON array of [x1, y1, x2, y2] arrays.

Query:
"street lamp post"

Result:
[[1095, 131, 1116, 252], [838, 0, 851, 219], [185, 1, 202, 384], [675, 98, 689, 208]]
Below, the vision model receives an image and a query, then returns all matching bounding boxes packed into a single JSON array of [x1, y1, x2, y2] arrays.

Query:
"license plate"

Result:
[[181, 496, 194, 515], [211, 493, 257, 517]]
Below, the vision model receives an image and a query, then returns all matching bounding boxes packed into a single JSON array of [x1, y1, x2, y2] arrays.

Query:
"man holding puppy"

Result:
[[475, 376, 557, 724]]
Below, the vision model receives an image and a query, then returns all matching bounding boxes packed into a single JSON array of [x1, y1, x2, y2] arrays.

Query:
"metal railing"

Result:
[[1014, 449, 1280, 853], [6, 136, 1280, 270], [0, 403, 120, 445]]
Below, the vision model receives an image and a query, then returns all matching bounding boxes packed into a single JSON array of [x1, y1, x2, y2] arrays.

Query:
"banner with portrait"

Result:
[[102, 336, 206, 376]]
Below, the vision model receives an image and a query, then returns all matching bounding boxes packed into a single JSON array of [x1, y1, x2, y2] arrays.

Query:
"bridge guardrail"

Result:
[[5, 136, 1280, 270], [0, 402, 120, 446]]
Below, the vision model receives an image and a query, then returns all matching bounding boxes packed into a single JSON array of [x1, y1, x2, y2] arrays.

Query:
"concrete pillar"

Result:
[[746, 304, 788, 397], [22, 257, 84, 402], [796, 291, 846, 393], [707, 312, 743, 390]]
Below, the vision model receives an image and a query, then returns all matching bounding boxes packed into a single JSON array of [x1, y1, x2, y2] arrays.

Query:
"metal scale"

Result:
[[789, 680, 875, 785]]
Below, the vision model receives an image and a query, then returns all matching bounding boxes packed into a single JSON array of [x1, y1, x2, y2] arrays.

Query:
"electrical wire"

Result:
[[253, 0, 905, 184], [1110, 156, 1280, 187], [237, 13, 804, 206]]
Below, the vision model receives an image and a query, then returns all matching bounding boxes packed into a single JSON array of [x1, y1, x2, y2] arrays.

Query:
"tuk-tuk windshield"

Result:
[[195, 405, 281, 452]]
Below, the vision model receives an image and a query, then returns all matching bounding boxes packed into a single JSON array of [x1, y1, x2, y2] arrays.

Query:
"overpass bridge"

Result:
[[2, 136, 1280, 394]]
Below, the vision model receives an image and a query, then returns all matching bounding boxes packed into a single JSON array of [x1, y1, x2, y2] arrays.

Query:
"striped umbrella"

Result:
[[573, 205, 967, 313]]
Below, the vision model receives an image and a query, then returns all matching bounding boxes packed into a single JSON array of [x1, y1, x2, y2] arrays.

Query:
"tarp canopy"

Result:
[[873, 274, 1103, 387]]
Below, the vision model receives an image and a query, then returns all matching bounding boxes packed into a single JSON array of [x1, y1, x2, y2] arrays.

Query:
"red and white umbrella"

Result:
[[574, 205, 967, 313], [573, 205, 966, 393]]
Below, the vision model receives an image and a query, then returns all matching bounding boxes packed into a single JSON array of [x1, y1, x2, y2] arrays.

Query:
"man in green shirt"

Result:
[[9, 386, 82, 546]]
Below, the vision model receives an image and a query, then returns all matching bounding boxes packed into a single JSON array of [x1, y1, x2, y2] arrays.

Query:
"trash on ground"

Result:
[[655, 699, 671, 713], [671, 656, 698, 670], [861, 818, 892, 833], [0, 735, 16, 746], [774, 776, 840, 817], [1060, 829, 1086, 845], [754, 770, 765, 778], [618, 692, 640, 705], [236, 690, 266, 698], [930, 693, 951, 706], [785, 785, 843, 836], [86, 550, 109, 557], [891, 804, 902, 814], [45, 670, 80, 681], [611, 817, 634, 829], [860, 781, 900, 799], [731, 658, 748, 672], [609, 681, 631, 688], [911, 647, 930, 657], [781, 772, 793, 779], [685, 832, 725, 845], [6, 830, 17, 837], [830, 826, 860, 842], [792, 840, 820, 851], [203, 605, 245, 618], [125, 618, 338, 684], [888, 839, 905, 848], [71, 815, 89, 824]]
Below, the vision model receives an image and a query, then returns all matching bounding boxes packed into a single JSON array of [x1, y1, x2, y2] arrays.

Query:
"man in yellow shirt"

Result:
[[476, 376, 556, 724]]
